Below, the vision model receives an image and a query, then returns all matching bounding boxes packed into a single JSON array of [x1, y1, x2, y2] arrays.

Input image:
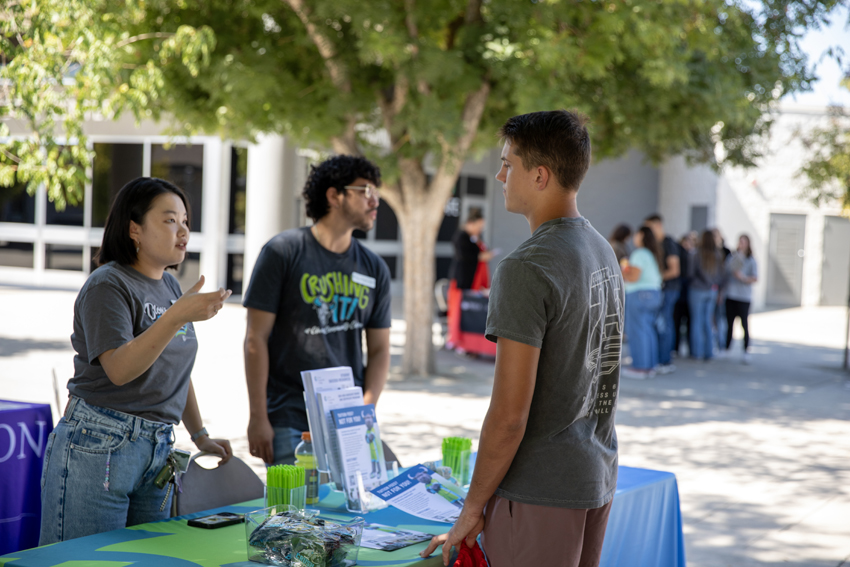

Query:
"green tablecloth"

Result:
[[0, 488, 446, 567]]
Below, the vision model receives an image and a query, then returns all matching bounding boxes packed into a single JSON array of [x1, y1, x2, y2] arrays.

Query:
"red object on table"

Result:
[[453, 540, 488, 567]]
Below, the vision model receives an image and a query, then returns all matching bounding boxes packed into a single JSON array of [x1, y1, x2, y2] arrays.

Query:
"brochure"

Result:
[[370, 464, 467, 524], [317, 387, 365, 487], [301, 366, 355, 472], [359, 523, 433, 551], [330, 404, 387, 506]]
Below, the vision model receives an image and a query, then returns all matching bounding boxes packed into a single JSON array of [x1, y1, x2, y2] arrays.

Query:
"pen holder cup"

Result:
[[441, 448, 472, 487], [343, 470, 387, 514], [245, 505, 364, 566], [264, 485, 306, 511]]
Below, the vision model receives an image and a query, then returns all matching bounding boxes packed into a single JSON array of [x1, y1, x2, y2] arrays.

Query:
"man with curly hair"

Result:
[[242, 155, 392, 466]]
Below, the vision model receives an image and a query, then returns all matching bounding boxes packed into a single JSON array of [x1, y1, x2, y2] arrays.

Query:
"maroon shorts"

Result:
[[480, 494, 612, 567]]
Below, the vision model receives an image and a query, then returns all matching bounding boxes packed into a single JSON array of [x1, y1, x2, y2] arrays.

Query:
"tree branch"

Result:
[[465, 0, 483, 24], [282, 0, 350, 92], [115, 32, 175, 49], [0, 147, 21, 164], [330, 115, 359, 155], [404, 0, 419, 45], [429, 79, 491, 218]]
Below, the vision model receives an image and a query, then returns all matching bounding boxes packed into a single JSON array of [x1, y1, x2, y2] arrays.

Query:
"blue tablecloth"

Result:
[[1, 464, 685, 566], [0, 400, 54, 555], [602, 465, 686, 567]]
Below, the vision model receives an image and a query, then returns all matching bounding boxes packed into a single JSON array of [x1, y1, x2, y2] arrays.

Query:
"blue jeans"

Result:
[[658, 288, 680, 365], [39, 397, 174, 544], [271, 426, 305, 466], [714, 294, 727, 352], [625, 290, 662, 370], [688, 288, 718, 359]]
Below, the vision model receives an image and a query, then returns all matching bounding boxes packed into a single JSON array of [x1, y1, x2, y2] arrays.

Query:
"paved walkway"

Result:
[[1, 284, 849, 566]]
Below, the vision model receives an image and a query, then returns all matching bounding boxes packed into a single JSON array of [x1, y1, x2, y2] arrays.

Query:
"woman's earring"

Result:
[[134, 242, 140, 253]]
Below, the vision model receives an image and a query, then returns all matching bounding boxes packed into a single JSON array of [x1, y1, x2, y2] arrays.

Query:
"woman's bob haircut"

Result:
[[94, 177, 190, 270]]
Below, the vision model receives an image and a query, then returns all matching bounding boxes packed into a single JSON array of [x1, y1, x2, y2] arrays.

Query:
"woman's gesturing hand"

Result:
[[171, 275, 232, 324]]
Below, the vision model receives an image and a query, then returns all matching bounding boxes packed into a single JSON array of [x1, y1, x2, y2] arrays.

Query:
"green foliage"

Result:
[[1, 0, 845, 204], [0, 0, 214, 209], [798, 105, 850, 213]]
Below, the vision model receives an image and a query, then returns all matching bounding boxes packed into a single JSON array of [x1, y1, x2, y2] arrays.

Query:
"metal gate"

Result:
[[821, 216, 850, 306], [767, 213, 806, 306]]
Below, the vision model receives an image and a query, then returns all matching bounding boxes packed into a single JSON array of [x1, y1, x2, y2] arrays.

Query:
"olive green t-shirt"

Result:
[[485, 217, 624, 509]]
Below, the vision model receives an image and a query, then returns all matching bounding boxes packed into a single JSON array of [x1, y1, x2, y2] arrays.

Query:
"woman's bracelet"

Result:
[[190, 427, 208, 442]]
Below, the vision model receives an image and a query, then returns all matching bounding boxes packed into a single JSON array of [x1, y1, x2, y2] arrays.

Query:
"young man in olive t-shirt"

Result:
[[422, 111, 624, 567]]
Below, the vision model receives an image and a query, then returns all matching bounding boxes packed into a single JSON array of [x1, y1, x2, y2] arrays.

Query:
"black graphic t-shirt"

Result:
[[243, 227, 392, 431]]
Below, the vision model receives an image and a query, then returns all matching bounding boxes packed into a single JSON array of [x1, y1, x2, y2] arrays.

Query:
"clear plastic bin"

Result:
[[264, 485, 306, 510], [245, 505, 364, 566]]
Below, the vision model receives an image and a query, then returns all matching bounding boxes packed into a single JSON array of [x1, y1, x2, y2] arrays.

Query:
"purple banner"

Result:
[[0, 400, 54, 554]]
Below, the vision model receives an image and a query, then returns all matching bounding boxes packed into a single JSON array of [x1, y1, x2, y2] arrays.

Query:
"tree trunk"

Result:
[[399, 206, 441, 376]]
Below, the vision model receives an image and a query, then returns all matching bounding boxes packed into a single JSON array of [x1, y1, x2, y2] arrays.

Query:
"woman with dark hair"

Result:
[[40, 177, 233, 544], [446, 208, 497, 355], [725, 234, 758, 363], [608, 223, 632, 263], [621, 226, 663, 378], [688, 230, 726, 360]]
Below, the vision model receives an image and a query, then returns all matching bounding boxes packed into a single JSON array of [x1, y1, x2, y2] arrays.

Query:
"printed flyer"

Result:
[[330, 404, 387, 505], [370, 464, 467, 524], [359, 523, 433, 551]]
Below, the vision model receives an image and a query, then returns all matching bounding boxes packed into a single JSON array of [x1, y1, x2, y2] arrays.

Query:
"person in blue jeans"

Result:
[[644, 215, 682, 374], [39, 178, 232, 544], [688, 231, 726, 360], [622, 226, 664, 378]]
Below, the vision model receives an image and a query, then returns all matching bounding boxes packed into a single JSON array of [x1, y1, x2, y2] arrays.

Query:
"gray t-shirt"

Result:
[[725, 253, 758, 302], [485, 217, 624, 509], [67, 262, 197, 424]]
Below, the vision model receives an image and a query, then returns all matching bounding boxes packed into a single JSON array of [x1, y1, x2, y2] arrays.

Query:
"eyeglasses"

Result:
[[344, 184, 380, 200]]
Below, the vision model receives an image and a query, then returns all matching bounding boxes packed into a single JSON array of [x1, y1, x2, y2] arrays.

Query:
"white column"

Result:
[[200, 137, 226, 290], [243, 134, 298, 291]]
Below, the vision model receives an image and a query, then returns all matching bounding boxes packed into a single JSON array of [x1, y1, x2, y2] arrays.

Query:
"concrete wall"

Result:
[[579, 150, 660, 240], [716, 104, 845, 310], [659, 156, 720, 241], [486, 148, 663, 260]]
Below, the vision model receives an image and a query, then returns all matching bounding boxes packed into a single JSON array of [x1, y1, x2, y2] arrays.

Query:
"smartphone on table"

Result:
[[187, 512, 244, 529]]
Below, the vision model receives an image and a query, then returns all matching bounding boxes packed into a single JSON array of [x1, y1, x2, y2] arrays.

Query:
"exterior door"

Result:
[[821, 216, 850, 306], [767, 213, 806, 306]]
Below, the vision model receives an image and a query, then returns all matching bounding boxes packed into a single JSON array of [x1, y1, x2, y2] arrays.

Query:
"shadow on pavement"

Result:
[[0, 337, 71, 358]]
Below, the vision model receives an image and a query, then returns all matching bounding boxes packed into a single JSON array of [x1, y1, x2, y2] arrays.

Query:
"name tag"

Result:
[[352, 271, 376, 289]]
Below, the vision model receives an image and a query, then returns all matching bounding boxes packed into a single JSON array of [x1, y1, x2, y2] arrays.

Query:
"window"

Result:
[[227, 253, 244, 295], [435, 256, 452, 280], [0, 241, 34, 268], [466, 176, 486, 196], [380, 255, 397, 279], [45, 244, 83, 271], [92, 143, 144, 227], [151, 144, 204, 232], [0, 179, 35, 224], [45, 199, 84, 227], [375, 201, 398, 241], [174, 252, 201, 292], [229, 147, 247, 234]]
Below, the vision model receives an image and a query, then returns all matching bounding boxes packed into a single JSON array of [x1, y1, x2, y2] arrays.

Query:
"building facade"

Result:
[[1, 105, 846, 312]]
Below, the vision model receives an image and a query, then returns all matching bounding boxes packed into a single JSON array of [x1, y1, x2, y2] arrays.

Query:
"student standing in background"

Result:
[[725, 234, 758, 364], [644, 214, 681, 374], [621, 226, 664, 379], [688, 231, 726, 361]]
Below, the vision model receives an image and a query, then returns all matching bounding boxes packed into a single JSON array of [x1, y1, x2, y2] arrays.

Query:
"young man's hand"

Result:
[[420, 507, 485, 566]]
